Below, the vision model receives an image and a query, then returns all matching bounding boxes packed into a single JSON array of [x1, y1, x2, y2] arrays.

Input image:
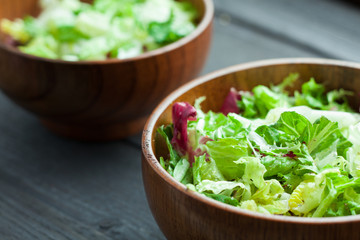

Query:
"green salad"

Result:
[[1, 0, 197, 61], [158, 73, 360, 217]]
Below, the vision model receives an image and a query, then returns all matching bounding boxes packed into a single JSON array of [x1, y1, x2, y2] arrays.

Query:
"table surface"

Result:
[[1, 0, 360, 239]]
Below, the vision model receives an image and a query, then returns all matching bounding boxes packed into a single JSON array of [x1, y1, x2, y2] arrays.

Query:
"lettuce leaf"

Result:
[[312, 171, 360, 217], [256, 111, 311, 146], [157, 125, 180, 175], [250, 179, 290, 215], [235, 156, 266, 189], [203, 193, 240, 206], [227, 75, 354, 119], [190, 111, 248, 141], [192, 154, 225, 185], [295, 78, 353, 112], [173, 158, 191, 184], [301, 116, 352, 158], [253, 85, 290, 118], [205, 138, 249, 180]]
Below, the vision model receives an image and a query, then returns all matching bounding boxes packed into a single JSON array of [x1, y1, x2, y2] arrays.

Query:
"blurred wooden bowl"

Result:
[[0, 0, 213, 140], [142, 58, 360, 240]]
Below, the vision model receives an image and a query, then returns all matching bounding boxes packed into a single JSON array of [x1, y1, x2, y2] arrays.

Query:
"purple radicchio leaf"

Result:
[[188, 136, 213, 165], [4, 35, 21, 47], [220, 87, 241, 116], [171, 102, 197, 156]]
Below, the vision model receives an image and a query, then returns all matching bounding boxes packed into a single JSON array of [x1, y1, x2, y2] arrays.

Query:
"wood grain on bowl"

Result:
[[142, 59, 360, 240], [0, 0, 213, 140]]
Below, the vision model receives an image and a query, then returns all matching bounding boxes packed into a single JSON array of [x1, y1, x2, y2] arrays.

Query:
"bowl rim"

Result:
[[142, 57, 360, 225], [0, 0, 214, 65]]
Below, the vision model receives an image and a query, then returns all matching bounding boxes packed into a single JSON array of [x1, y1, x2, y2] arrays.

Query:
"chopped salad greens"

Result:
[[158, 73, 360, 217], [1, 0, 197, 61]]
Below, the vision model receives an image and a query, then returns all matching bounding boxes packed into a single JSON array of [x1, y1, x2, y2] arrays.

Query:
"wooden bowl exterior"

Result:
[[0, 0, 213, 140], [142, 59, 360, 240]]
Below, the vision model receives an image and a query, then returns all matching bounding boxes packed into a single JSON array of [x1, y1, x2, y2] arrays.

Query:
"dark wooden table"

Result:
[[1, 0, 359, 239]]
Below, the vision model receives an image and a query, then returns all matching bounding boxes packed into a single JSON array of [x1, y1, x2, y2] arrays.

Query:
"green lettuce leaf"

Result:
[[250, 179, 290, 215], [253, 85, 290, 118], [235, 156, 266, 189], [325, 188, 360, 216], [206, 138, 249, 180], [19, 35, 58, 59], [295, 78, 326, 109], [192, 154, 225, 185], [173, 158, 191, 184], [295, 78, 353, 112], [312, 170, 360, 217], [347, 146, 360, 178], [196, 179, 249, 202], [301, 116, 352, 158], [157, 125, 181, 175], [189, 111, 248, 141], [203, 193, 240, 206], [237, 91, 258, 118], [256, 111, 311, 146]]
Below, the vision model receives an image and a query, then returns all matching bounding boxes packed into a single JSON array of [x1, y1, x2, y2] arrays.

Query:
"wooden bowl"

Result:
[[0, 0, 213, 140], [142, 58, 360, 240]]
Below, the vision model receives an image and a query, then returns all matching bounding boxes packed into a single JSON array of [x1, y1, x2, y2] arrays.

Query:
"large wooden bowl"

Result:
[[0, 0, 213, 140], [142, 58, 360, 240]]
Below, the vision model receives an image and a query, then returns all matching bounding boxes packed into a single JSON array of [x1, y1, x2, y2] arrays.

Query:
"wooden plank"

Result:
[[213, 0, 360, 61], [0, 94, 165, 239], [202, 19, 320, 74], [0, 174, 110, 240]]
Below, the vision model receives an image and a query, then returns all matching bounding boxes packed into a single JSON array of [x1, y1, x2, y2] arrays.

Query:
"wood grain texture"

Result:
[[0, 91, 165, 240], [142, 59, 360, 240], [0, 0, 213, 140]]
